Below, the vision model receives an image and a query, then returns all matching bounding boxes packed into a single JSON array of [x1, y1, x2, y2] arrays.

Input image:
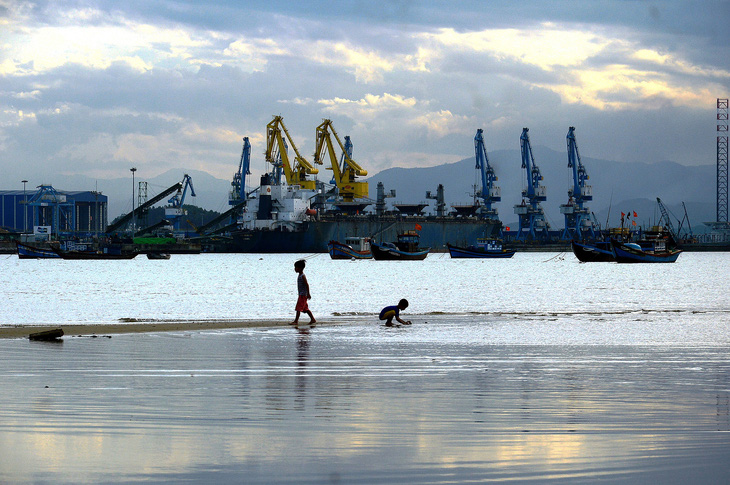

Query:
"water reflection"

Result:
[[1, 322, 729, 483]]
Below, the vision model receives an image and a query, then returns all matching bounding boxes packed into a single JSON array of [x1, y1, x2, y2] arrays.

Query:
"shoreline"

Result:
[[0, 318, 345, 339]]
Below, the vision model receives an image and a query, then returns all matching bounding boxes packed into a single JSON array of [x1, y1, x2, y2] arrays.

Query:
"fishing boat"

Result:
[[610, 239, 681, 263], [52, 247, 138, 260], [570, 240, 615, 262], [328, 237, 372, 259], [16, 241, 61, 259], [146, 252, 171, 260], [447, 239, 515, 258], [371, 231, 430, 261]]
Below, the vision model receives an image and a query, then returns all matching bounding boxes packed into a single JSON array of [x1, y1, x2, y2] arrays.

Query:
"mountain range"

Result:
[[28, 145, 718, 235]]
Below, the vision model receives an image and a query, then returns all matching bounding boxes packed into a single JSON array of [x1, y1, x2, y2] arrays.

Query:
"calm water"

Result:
[[1, 252, 729, 483], [1, 252, 729, 327]]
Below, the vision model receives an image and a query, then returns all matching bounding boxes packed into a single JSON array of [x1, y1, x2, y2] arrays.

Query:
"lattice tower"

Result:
[[718, 98, 728, 222]]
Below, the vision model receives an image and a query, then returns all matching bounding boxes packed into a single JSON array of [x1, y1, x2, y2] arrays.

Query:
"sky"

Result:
[[1, 0, 729, 191]]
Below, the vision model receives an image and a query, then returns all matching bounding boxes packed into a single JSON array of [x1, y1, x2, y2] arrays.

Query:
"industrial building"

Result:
[[0, 186, 107, 236]]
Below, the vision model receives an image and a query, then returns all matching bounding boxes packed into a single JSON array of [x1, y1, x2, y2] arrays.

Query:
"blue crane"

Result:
[[513, 128, 549, 241], [230, 137, 251, 206], [165, 174, 196, 232], [330, 135, 353, 186], [474, 129, 501, 221], [560, 127, 597, 240]]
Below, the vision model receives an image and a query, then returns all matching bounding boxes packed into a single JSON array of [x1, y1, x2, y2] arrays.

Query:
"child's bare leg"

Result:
[[306, 311, 316, 324], [290, 311, 301, 325]]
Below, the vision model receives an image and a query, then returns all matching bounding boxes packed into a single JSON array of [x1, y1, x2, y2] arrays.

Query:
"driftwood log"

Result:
[[29, 328, 64, 341]]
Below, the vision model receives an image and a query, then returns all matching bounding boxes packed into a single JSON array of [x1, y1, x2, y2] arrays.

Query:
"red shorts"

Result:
[[295, 295, 309, 312]]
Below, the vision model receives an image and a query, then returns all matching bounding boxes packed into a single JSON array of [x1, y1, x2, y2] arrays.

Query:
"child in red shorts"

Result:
[[290, 259, 316, 325]]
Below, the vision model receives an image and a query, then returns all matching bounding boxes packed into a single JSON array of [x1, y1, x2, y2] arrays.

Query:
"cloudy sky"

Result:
[[1, 0, 729, 190]]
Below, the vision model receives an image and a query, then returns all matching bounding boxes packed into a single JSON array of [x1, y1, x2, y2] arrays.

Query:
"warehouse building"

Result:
[[0, 186, 108, 236]]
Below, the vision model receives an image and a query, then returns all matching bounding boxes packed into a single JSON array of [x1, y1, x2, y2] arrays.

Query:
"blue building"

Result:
[[0, 186, 107, 235]]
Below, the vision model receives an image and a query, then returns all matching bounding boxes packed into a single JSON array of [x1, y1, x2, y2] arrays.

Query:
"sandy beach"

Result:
[[0, 318, 344, 339]]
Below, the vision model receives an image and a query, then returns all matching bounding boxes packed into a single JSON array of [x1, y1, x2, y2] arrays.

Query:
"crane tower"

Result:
[[560, 127, 597, 240], [474, 129, 501, 221], [513, 128, 550, 241]]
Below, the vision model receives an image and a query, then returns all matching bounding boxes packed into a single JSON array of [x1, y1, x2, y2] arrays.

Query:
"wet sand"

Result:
[[0, 317, 347, 339], [1, 316, 729, 484]]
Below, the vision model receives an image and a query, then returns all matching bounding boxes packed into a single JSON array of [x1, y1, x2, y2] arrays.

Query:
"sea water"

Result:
[[1, 251, 728, 331], [1, 252, 729, 483]]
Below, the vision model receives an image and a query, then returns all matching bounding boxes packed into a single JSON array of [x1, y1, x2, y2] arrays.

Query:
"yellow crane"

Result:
[[265, 116, 320, 191], [314, 119, 368, 202]]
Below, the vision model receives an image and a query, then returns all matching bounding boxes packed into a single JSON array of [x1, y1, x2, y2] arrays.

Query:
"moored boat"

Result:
[[447, 238, 515, 258], [610, 239, 681, 263], [571, 240, 615, 262], [371, 231, 430, 260], [328, 237, 372, 259], [52, 247, 138, 260], [146, 252, 171, 260], [16, 241, 61, 259]]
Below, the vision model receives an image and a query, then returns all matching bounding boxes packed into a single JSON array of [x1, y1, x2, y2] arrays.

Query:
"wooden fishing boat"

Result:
[[610, 239, 681, 263], [16, 241, 61, 259], [447, 238, 514, 259], [371, 231, 430, 261], [52, 247, 138, 260], [328, 237, 372, 259], [571, 240, 615, 262], [146, 252, 171, 260]]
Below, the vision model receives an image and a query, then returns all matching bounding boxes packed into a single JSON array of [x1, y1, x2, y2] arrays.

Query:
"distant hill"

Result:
[[366, 146, 716, 233], [18, 148, 717, 235]]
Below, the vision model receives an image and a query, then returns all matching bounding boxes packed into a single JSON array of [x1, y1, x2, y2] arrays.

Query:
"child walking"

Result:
[[290, 259, 316, 325]]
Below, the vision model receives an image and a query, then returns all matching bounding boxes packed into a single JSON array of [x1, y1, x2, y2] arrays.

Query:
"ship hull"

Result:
[[222, 218, 500, 253]]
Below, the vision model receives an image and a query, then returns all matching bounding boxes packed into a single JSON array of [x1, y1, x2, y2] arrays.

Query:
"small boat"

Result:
[[447, 238, 515, 259], [16, 241, 61, 259], [371, 231, 430, 261], [610, 239, 681, 263], [146, 252, 171, 260], [571, 240, 615, 262], [328, 237, 372, 259], [52, 247, 138, 260]]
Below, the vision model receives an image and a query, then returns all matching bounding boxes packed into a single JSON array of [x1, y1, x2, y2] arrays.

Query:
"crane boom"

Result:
[[656, 197, 679, 243], [266, 116, 320, 190], [314, 119, 368, 202], [230, 137, 251, 205], [474, 128, 500, 219], [106, 182, 182, 233]]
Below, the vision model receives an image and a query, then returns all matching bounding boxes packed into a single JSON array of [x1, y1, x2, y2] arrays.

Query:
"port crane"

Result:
[[106, 181, 182, 233], [314, 119, 368, 202], [513, 128, 550, 241], [230, 137, 251, 206], [474, 128, 501, 220], [266, 116, 320, 191], [656, 197, 680, 244], [165, 174, 196, 231], [560, 127, 597, 240]]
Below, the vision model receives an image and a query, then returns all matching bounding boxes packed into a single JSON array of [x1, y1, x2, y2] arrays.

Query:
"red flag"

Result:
[[415, 223, 422, 231], [505, 226, 510, 231], [621, 212, 625, 218], [633, 211, 637, 217], [632, 220, 636, 226]]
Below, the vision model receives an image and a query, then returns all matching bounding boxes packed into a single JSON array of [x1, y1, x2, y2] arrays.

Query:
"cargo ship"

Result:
[[200, 118, 501, 253], [206, 174, 501, 253]]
